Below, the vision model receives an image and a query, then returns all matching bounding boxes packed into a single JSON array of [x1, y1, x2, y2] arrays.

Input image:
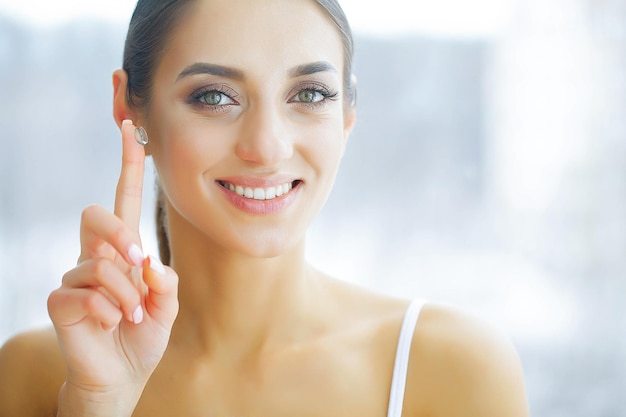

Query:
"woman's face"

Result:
[[146, 0, 354, 257]]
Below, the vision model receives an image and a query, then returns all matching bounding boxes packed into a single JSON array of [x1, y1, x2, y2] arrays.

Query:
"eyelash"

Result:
[[288, 82, 340, 109], [187, 82, 340, 112]]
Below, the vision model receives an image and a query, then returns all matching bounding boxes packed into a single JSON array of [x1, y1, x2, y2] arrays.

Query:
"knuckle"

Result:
[[112, 223, 130, 245], [117, 184, 143, 200], [61, 269, 73, 286], [83, 291, 103, 313], [47, 289, 61, 311], [81, 204, 101, 223], [90, 257, 111, 278]]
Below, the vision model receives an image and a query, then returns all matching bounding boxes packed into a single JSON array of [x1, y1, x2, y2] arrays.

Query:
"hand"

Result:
[[48, 120, 179, 416]]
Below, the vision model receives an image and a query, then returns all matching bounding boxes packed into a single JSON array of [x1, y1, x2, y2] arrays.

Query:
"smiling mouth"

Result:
[[217, 180, 301, 201]]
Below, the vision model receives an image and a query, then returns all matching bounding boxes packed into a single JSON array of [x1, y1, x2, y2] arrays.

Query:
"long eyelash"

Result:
[[302, 83, 340, 101], [320, 88, 340, 101], [293, 83, 340, 109]]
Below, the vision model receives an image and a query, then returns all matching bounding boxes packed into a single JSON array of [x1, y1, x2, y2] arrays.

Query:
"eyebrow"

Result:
[[288, 61, 338, 78], [177, 63, 245, 81], [177, 61, 337, 82]]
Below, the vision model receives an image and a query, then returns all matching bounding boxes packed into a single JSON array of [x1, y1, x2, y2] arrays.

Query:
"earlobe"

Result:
[[112, 69, 133, 129], [340, 108, 356, 157]]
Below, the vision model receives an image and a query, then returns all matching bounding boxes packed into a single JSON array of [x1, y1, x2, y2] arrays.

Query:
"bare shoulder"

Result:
[[0, 326, 66, 417], [406, 303, 529, 417]]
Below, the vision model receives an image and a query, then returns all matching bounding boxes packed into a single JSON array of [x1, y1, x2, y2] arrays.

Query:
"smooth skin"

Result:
[[0, 1, 529, 416]]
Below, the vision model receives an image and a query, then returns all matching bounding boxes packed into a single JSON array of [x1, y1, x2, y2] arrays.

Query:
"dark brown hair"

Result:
[[122, 0, 356, 264]]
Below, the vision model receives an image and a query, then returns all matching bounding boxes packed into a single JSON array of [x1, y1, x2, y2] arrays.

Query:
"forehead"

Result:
[[159, 0, 345, 80]]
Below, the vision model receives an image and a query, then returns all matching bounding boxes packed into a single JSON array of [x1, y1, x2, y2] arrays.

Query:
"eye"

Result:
[[288, 83, 339, 108], [294, 89, 324, 104], [197, 90, 236, 106], [188, 84, 240, 112]]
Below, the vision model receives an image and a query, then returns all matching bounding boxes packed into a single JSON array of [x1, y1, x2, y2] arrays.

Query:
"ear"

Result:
[[112, 69, 135, 129], [112, 69, 153, 156], [342, 73, 357, 147], [343, 106, 356, 143]]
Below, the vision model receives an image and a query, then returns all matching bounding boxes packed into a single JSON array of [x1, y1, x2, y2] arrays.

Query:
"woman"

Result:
[[0, 0, 529, 416]]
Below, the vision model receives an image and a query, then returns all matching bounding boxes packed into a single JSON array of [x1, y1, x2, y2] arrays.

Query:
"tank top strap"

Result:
[[386, 299, 427, 417]]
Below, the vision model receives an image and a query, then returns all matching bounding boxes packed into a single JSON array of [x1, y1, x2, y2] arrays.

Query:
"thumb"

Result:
[[142, 256, 179, 326]]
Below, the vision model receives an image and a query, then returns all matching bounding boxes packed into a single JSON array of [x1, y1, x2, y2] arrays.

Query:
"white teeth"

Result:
[[226, 182, 294, 200], [253, 188, 265, 200]]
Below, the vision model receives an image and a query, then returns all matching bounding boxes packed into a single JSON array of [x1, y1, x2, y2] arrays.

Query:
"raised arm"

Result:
[[46, 120, 179, 417]]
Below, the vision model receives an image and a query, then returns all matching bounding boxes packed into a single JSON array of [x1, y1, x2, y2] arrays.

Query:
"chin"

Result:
[[231, 232, 304, 259]]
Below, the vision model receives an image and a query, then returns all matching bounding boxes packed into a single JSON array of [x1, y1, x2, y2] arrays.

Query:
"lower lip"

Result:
[[217, 182, 300, 215]]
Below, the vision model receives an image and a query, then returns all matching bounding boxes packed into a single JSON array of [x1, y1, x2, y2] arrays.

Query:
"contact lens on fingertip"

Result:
[[134, 126, 149, 146]]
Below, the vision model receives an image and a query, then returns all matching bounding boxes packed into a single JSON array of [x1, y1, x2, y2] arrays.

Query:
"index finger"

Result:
[[114, 119, 146, 232]]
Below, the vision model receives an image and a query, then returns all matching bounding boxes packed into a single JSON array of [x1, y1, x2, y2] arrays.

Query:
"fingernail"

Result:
[[128, 244, 145, 267], [149, 255, 165, 275], [122, 119, 133, 126], [132, 305, 144, 324]]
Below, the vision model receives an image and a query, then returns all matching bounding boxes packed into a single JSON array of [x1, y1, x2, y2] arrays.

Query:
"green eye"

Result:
[[201, 92, 224, 105], [297, 89, 319, 103], [190, 86, 238, 111], [288, 84, 339, 108]]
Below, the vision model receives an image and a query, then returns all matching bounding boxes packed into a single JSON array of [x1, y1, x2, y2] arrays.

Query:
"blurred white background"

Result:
[[1, 0, 625, 415]]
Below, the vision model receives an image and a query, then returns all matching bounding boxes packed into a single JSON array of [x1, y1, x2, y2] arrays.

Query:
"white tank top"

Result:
[[386, 299, 427, 417]]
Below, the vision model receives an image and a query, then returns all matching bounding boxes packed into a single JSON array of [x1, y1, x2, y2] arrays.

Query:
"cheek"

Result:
[[150, 117, 235, 198], [295, 118, 346, 212], [303, 119, 346, 177], [149, 94, 236, 172]]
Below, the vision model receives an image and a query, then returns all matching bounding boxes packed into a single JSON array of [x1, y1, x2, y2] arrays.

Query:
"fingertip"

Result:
[[147, 255, 165, 275], [128, 244, 145, 268], [143, 256, 162, 288], [143, 255, 177, 296], [122, 119, 133, 127], [132, 305, 144, 324]]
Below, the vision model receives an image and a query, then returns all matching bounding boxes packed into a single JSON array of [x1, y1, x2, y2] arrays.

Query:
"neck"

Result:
[[164, 208, 322, 359]]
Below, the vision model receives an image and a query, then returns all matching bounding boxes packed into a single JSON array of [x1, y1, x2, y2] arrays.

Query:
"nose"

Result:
[[235, 102, 294, 166]]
